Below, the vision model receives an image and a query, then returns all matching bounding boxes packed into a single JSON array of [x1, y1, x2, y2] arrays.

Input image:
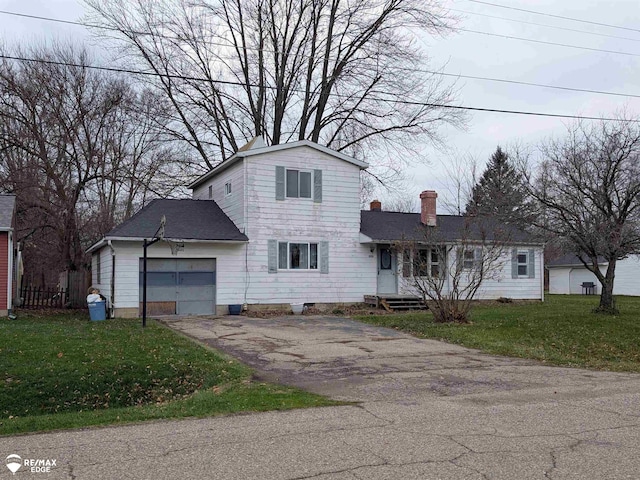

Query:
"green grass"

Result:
[[0, 312, 337, 435], [354, 295, 640, 372]]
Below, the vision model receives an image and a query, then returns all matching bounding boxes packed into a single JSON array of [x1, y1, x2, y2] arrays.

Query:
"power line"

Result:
[[427, 70, 640, 100], [2, 53, 637, 124], [2, 9, 640, 101], [460, 28, 640, 57], [450, 8, 640, 44], [462, 0, 640, 34]]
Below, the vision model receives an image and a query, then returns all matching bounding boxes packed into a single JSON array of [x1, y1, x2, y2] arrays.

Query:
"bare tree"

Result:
[[83, 0, 464, 171], [521, 119, 640, 314], [0, 43, 185, 284], [435, 151, 479, 215], [397, 217, 511, 323]]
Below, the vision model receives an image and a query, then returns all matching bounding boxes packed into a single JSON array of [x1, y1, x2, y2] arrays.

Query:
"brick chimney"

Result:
[[370, 199, 382, 211], [420, 190, 437, 226]]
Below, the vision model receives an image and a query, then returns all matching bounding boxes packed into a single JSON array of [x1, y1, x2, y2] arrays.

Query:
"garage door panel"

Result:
[[177, 259, 215, 271], [146, 287, 179, 302], [177, 286, 215, 301], [178, 271, 216, 286], [141, 272, 177, 287], [143, 258, 177, 272]]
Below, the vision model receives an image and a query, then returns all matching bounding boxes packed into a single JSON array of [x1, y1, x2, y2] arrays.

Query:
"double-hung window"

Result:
[[278, 242, 318, 270], [517, 251, 529, 276], [224, 181, 232, 196], [286, 169, 312, 199], [413, 248, 442, 277], [430, 249, 440, 277], [462, 249, 475, 269]]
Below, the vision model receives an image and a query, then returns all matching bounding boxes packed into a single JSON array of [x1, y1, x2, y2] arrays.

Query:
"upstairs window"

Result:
[[208, 185, 213, 199], [225, 181, 232, 196], [286, 169, 312, 199]]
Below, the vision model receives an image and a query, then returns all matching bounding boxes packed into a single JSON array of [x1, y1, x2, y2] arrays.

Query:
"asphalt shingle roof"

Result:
[[547, 253, 607, 267], [107, 199, 248, 241], [359, 211, 537, 244], [0, 195, 16, 229]]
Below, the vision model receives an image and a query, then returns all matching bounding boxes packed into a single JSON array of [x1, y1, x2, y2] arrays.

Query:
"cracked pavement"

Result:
[[2, 315, 640, 479]]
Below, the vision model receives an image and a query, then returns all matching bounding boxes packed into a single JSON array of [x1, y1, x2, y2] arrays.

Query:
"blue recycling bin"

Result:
[[88, 301, 106, 321]]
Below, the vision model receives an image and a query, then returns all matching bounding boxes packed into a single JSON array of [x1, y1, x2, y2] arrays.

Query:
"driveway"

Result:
[[3, 314, 640, 479], [164, 315, 638, 404]]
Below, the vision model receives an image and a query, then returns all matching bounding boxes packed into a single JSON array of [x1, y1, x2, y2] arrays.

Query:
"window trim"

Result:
[[517, 250, 529, 277], [277, 241, 319, 270], [224, 181, 232, 196], [285, 169, 313, 199]]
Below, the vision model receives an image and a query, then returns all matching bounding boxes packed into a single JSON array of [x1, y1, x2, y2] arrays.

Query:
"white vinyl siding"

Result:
[[245, 146, 374, 303], [399, 246, 544, 300], [192, 161, 245, 232]]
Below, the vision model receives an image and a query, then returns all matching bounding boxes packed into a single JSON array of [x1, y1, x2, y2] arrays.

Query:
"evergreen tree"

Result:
[[465, 146, 527, 221]]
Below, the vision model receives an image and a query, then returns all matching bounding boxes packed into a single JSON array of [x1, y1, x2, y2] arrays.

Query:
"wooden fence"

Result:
[[59, 270, 91, 308], [19, 286, 68, 309]]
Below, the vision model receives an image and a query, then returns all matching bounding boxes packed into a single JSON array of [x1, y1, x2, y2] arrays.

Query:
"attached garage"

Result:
[[140, 258, 217, 315], [87, 199, 248, 318]]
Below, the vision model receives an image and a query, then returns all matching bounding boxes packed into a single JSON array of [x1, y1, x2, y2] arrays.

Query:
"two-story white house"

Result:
[[88, 140, 544, 317]]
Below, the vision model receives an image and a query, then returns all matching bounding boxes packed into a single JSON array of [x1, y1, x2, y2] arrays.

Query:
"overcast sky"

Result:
[[1, 0, 639, 211]]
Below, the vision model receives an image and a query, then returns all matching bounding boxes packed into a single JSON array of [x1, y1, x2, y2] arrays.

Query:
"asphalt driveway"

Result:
[[163, 314, 638, 404], [3, 314, 640, 479]]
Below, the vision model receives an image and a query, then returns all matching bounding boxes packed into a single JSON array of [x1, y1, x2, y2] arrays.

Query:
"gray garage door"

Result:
[[139, 258, 216, 315]]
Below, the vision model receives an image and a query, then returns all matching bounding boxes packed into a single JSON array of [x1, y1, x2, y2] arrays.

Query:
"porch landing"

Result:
[[364, 295, 428, 312]]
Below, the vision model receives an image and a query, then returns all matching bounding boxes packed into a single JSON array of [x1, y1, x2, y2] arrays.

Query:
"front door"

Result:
[[377, 245, 397, 294]]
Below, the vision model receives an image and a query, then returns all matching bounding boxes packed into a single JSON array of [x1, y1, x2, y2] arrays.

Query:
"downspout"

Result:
[[108, 240, 115, 318], [540, 249, 545, 302], [243, 158, 250, 309], [7, 231, 13, 314]]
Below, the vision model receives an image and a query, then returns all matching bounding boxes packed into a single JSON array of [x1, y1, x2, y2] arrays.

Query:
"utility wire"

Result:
[[462, 0, 640, 34], [450, 8, 640, 44], [1, 9, 639, 101], [459, 28, 640, 57], [2, 53, 638, 123]]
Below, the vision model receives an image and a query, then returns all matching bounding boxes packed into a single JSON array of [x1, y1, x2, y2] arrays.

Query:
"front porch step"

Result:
[[367, 295, 428, 312]]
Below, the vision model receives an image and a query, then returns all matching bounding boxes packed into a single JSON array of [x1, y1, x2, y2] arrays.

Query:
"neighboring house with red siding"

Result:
[[0, 195, 16, 316]]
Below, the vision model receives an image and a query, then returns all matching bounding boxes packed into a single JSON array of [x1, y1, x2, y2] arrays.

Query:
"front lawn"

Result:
[[0, 312, 336, 435], [354, 295, 640, 372]]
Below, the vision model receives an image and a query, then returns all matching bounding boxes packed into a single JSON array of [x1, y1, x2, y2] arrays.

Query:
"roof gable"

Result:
[[189, 140, 368, 189]]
